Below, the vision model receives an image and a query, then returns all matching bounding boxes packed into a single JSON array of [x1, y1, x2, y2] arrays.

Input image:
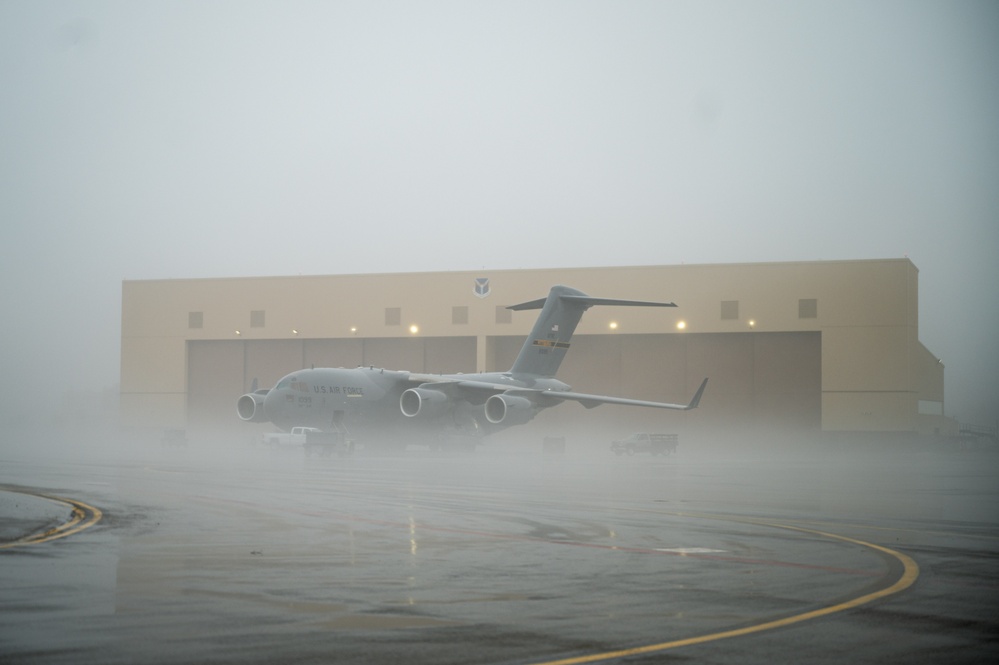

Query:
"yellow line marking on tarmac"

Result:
[[530, 513, 919, 665], [769, 516, 999, 542], [0, 488, 103, 549]]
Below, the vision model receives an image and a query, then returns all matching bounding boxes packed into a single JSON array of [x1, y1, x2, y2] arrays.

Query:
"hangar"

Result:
[[120, 259, 956, 443]]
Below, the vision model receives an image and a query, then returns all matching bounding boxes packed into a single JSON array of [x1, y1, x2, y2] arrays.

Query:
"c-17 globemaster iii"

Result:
[[237, 285, 708, 449]]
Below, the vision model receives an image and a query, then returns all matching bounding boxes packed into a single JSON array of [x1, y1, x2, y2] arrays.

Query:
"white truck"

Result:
[[263, 426, 320, 448], [610, 432, 678, 456], [262, 426, 354, 456]]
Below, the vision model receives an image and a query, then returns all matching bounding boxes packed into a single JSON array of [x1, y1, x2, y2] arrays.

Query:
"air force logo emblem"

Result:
[[474, 278, 490, 298]]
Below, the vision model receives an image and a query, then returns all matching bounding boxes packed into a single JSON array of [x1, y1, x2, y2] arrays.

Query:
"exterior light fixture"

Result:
[[235, 330, 241, 336], [748, 320, 756, 328], [676, 321, 687, 330], [292, 329, 299, 335], [409, 325, 419, 334], [609, 321, 619, 330], [350, 326, 357, 335]]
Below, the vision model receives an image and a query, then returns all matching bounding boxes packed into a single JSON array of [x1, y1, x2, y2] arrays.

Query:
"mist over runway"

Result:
[[1, 434, 996, 664]]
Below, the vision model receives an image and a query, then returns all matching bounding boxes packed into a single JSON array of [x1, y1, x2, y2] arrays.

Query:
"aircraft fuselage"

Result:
[[251, 366, 571, 439]]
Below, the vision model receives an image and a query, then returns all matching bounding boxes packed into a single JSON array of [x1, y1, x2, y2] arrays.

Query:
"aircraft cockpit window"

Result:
[[276, 377, 295, 390]]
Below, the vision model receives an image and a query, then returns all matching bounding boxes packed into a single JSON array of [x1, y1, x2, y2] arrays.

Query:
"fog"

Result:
[[3, 405, 998, 661], [1, 1, 997, 431], [3, 5, 997, 656]]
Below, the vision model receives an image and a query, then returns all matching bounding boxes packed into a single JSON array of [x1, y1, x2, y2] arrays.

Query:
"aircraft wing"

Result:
[[538, 378, 708, 411], [407, 373, 707, 411], [406, 374, 508, 392]]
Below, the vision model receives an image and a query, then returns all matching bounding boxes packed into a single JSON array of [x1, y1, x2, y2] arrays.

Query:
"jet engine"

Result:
[[400, 387, 450, 418], [236, 391, 268, 422], [484, 394, 535, 426]]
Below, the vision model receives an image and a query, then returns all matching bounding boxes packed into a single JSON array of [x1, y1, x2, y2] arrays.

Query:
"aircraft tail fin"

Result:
[[507, 286, 676, 378]]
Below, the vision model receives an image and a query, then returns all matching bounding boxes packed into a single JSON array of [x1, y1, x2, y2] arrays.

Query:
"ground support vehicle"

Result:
[[304, 424, 355, 457], [160, 429, 188, 447], [261, 426, 354, 456], [262, 426, 321, 448], [610, 432, 678, 456]]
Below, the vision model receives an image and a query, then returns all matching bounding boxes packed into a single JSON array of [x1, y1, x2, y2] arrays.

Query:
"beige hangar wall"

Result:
[[120, 259, 956, 438]]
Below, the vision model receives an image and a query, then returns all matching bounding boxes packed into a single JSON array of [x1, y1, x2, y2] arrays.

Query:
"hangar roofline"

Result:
[[120, 256, 918, 285]]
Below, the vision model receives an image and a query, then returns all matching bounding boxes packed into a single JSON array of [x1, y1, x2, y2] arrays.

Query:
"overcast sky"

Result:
[[1, 1, 996, 424]]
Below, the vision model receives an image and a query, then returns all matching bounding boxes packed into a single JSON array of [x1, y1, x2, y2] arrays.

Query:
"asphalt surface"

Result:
[[1, 435, 997, 664]]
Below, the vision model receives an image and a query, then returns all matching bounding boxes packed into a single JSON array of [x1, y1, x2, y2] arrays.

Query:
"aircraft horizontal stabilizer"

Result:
[[559, 295, 677, 309], [507, 294, 677, 311]]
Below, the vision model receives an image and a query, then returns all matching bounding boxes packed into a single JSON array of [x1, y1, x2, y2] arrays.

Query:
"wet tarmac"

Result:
[[1, 435, 997, 664]]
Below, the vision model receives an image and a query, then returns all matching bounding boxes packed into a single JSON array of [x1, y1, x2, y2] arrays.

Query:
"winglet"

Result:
[[685, 378, 708, 410]]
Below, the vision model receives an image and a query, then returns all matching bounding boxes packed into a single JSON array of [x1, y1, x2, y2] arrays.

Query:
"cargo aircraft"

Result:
[[237, 285, 707, 447]]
